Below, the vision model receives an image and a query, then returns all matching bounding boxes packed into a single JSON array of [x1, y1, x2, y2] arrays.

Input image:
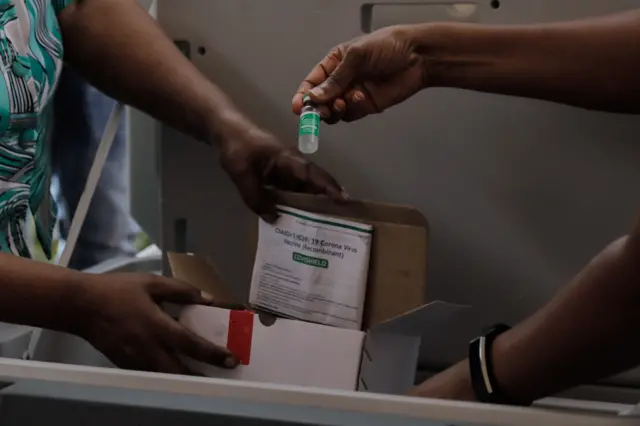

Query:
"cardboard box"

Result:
[[169, 193, 468, 394]]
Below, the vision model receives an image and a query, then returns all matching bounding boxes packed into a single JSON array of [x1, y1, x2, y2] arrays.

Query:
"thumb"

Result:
[[310, 48, 362, 102], [253, 186, 279, 224], [148, 277, 209, 305], [235, 174, 278, 223]]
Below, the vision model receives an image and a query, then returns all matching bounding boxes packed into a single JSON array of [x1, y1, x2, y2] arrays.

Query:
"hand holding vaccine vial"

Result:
[[298, 94, 320, 154]]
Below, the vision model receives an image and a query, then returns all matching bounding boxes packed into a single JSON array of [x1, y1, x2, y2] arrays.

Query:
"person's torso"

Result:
[[0, 0, 68, 258]]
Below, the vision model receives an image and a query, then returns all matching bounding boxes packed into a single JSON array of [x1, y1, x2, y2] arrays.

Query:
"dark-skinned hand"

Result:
[[76, 272, 240, 375], [292, 25, 427, 123], [218, 126, 348, 222]]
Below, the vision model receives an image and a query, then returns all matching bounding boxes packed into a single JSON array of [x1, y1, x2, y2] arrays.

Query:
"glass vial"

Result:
[[298, 94, 320, 154]]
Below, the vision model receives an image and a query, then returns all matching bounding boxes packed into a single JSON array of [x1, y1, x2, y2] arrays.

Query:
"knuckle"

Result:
[[346, 44, 362, 57], [225, 156, 251, 175], [345, 44, 365, 63], [324, 74, 338, 88], [327, 45, 344, 60], [221, 145, 251, 169], [141, 275, 162, 292], [149, 275, 172, 289], [286, 156, 310, 178]]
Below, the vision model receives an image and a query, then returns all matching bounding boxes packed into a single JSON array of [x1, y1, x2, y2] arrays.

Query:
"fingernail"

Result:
[[200, 292, 214, 303], [341, 187, 350, 200], [353, 91, 365, 103], [225, 356, 239, 368]]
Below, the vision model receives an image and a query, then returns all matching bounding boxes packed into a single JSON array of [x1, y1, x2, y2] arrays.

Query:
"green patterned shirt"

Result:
[[0, 0, 72, 258]]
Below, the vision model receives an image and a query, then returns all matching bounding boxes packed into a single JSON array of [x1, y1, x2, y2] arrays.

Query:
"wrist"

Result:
[[200, 87, 260, 148], [405, 22, 462, 88], [207, 109, 254, 146], [407, 22, 503, 89], [63, 273, 103, 337], [410, 361, 477, 401], [489, 333, 535, 406]]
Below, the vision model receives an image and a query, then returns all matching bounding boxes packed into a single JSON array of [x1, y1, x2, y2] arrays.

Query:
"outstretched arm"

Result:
[[411, 12, 640, 403], [294, 9, 640, 123], [56, 0, 346, 221], [411, 214, 640, 405], [416, 10, 640, 113]]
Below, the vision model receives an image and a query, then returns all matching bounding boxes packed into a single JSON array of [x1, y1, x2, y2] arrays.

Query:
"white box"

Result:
[[170, 252, 467, 394], [180, 305, 365, 390], [168, 195, 469, 394]]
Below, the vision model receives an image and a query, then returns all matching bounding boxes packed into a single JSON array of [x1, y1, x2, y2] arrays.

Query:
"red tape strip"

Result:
[[226, 310, 254, 365]]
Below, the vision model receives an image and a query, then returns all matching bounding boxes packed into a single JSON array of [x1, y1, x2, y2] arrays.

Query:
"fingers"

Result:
[[293, 86, 344, 122], [309, 46, 362, 103], [305, 163, 349, 203], [270, 150, 348, 203], [165, 318, 239, 369], [147, 277, 248, 310], [240, 177, 279, 223], [292, 47, 343, 114], [221, 151, 279, 223], [340, 66, 424, 122], [146, 276, 212, 305], [151, 351, 198, 376], [210, 301, 249, 311], [292, 47, 373, 124], [322, 98, 348, 125], [104, 336, 197, 376], [121, 347, 202, 376], [292, 82, 311, 115], [330, 88, 369, 123], [292, 45, 355, 124]]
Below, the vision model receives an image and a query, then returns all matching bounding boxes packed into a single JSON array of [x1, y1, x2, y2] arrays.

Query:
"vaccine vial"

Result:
[[298, 94, 320, 154]]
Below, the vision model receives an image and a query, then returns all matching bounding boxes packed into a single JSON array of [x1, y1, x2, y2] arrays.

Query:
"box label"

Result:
[[249, 206, 373, 330], [292, 252, 329, 268], [298, 111, 320, 137]]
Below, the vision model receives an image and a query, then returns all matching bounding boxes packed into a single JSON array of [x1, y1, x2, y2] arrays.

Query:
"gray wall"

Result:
[[128, 0, 161, 243], [155, 0, 640, 371]]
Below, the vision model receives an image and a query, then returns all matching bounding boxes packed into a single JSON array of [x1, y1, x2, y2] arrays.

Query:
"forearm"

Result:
[[0, 254, 87, 333], [411, 10, 640, 113], [412, 223, 640, 405], [58, 0, 251, 144]]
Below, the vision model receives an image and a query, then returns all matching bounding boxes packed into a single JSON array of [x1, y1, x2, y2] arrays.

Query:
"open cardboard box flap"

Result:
[[169, 191, 433, 330], [167, 252, 238, 305]]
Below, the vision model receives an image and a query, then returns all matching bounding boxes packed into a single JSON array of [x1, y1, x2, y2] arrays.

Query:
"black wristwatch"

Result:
[[468, 323, 512, 405]]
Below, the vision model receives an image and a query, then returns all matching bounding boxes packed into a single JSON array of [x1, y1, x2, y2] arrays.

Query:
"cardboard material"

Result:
[[168, 253, 235, 304], [170, 192, 468, 394], [248, 192, 431, 329]]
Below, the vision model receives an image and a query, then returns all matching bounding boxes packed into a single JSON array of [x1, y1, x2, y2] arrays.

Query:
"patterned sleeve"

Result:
[[51, 0, 74, 14]]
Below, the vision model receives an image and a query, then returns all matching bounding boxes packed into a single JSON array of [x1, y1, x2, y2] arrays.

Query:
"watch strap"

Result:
[[468, 323, 512, 404]]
